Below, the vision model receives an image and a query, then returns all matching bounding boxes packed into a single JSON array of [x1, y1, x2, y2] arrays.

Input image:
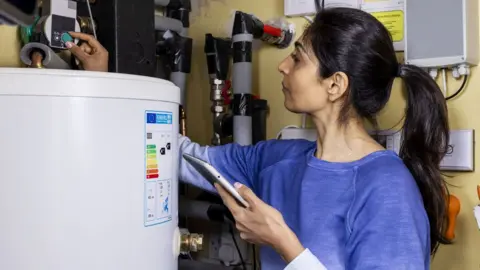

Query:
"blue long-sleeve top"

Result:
[[178, 135, 430, 270]]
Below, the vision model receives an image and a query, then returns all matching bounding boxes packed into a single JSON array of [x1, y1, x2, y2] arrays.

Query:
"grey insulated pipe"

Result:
[[155, 0, 192, 106], [167, 6, 192, 107], [168, 1, 192, 104], [20, 42, 71, 69], [155, 0, 190, 37], [154, 0, 170, 6], [154, 15, 183, 34], [160, 0, 192, 135], [157, 30, 192, 135], [231, 11, 254, 146]]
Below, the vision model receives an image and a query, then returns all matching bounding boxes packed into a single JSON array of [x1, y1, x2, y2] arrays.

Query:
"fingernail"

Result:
[[234, 182, 242, 189], [65, 42, 73, 48]]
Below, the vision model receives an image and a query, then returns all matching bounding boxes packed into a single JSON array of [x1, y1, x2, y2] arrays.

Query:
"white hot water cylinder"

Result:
[[0, 68, 181, 270]]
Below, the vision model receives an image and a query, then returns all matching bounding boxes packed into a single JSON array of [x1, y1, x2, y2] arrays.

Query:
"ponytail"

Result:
[[398, 64, 451, 254]]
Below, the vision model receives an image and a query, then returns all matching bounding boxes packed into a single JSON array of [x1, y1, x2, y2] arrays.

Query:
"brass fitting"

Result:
[[29, 50, 44, 68], [77, 16, 98, 35], [180, 230, 203, 254], [180, 106, 187, 136]]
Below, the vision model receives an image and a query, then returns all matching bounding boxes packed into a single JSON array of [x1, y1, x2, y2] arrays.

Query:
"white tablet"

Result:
[[183, 153, 250, 208]]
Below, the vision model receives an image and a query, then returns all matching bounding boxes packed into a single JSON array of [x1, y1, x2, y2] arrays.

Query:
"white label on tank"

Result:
[[144, 111, 174, 227]]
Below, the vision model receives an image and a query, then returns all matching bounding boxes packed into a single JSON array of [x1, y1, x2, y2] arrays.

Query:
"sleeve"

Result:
[[178, 135, 267, 193], [177, 135, 216, 193], [346, 168, 430, 270], [284, 249, 328, 270]]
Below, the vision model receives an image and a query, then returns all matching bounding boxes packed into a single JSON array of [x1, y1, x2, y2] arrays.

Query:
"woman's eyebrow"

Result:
[[294, 42, 307, 53]]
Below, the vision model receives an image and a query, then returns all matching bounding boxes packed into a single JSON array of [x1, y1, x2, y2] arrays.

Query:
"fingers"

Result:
[[69, 32, 105, 52], [235, 182, 259, 207], [215, 183, 243, 215], [79, 43, 93, 54], [66, 42, 89, 62]]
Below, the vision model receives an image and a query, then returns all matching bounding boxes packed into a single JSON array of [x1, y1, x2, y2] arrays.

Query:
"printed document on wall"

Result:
[[361, 0, 405, 51]]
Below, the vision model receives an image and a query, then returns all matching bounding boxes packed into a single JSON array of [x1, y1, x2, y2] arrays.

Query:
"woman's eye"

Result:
[[290, 52, 299, 63]]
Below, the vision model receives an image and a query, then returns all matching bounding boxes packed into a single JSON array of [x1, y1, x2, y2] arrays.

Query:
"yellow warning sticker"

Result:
[[370, 10, 404, 42]]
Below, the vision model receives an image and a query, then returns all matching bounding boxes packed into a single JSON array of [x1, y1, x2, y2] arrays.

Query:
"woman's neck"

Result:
[[311, 114, 382, 162]]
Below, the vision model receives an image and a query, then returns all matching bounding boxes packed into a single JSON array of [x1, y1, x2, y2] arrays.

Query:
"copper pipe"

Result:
[[180, 106, 187, 136], [29, 51, 44, 68]]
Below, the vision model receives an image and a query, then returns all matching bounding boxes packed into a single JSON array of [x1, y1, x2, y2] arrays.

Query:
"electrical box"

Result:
[[279, 128, 474, 172], [405, 0, 479, 68], [284, 0, 365, 17], [284, 0, 317, 17]]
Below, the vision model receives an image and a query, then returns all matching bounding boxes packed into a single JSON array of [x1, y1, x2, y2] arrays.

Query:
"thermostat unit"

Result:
[[405, 0, 479, 68]]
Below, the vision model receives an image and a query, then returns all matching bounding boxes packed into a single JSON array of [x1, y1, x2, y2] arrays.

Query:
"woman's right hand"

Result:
[[66, 32, 108, 72]]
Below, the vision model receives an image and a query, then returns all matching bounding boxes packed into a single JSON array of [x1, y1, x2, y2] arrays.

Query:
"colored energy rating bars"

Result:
[[146, 144, 159, 179]]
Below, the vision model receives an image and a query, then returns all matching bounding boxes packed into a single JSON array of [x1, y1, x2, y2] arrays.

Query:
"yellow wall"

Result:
[[0, 1, 478, 268], [0, 25, 22, 67]]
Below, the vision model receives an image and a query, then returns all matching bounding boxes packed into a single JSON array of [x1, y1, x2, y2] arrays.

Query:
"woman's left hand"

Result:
[[215, 182, 305, 262]]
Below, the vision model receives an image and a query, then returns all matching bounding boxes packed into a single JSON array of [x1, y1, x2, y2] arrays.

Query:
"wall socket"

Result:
[[279, 128, 475, 172], [441, 130, 475, 171]]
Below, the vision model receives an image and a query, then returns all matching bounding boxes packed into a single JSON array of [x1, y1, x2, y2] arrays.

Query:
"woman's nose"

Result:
[[278, 58, 290, 75]]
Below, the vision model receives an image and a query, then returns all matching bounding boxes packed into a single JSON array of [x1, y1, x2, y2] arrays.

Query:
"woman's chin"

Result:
[[284, 101, 302, 114]]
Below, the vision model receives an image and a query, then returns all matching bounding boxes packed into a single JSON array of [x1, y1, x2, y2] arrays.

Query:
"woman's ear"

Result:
[[327, 72, 349, 102]]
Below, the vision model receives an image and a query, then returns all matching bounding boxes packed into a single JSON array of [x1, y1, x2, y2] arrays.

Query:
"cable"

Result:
[[86, 0, 97, 39], [441, 68, 447, 97], [446, 75, 468, 101], [229, 226, 246, 270], [306, 0, 323, 24], [253, 245, 257, 270], [314, 0, 325, 11], [303, 16, 314, 23], [380, 114, 405, 135], [301, 113, 307, 128], [314, 0, 321, 11]]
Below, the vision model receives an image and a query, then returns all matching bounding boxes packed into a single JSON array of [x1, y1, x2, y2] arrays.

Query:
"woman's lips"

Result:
[[282, 82, 289, 92]]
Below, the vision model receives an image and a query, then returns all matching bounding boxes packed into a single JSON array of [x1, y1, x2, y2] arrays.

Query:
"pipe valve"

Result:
[[179, 228, 204, 254]]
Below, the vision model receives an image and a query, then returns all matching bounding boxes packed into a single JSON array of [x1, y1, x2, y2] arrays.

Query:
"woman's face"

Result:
[[278, 41, 329, 114]]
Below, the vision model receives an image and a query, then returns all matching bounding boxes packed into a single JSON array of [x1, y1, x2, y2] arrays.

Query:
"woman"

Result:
[[70, 7, 450, 269]]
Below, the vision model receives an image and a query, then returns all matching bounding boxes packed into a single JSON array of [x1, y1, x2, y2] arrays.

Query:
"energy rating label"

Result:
[[144, 110, 174, 227], [146, 145, 159, 179]]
